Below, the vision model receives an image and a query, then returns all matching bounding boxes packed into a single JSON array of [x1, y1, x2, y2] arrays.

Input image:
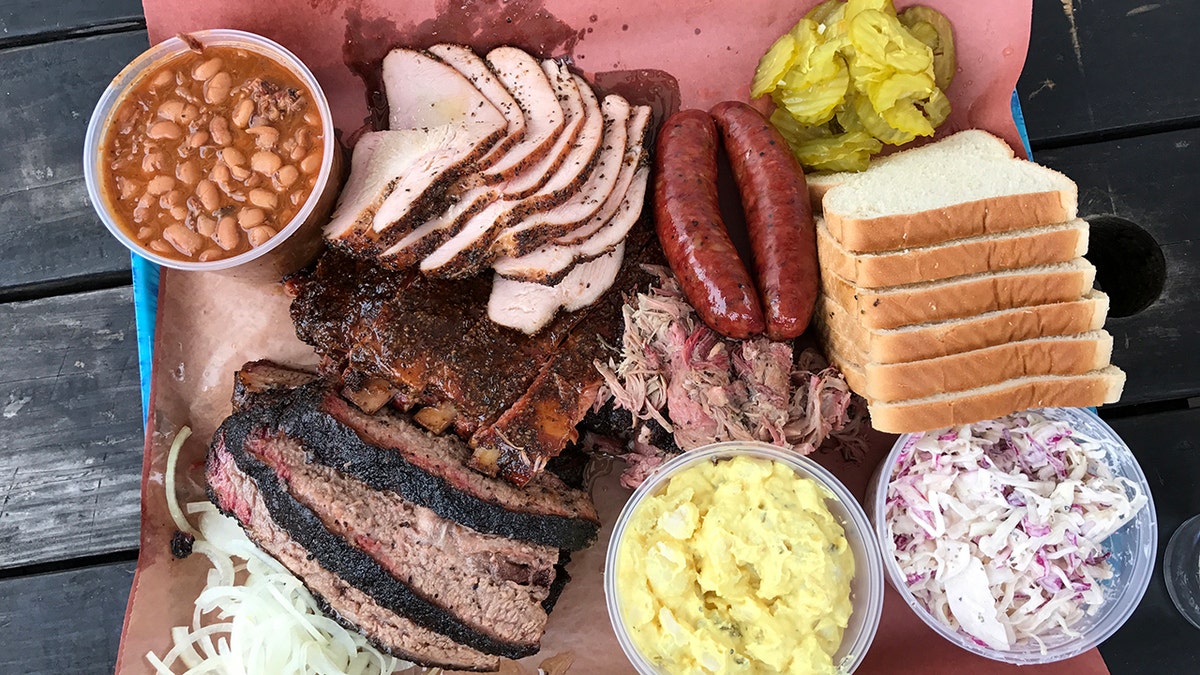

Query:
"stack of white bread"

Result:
[[810, 130, 1124, 434]]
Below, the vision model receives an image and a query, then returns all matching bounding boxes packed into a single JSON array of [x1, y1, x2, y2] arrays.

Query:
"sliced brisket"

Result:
[[227, 380, 599, 551], [206, 441, 500, 671]]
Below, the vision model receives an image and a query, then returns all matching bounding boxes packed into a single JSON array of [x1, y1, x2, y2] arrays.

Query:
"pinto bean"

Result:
[[276, 165, 299, 187], [196, 179, 221, 211], [246, 126, 279, 149], [204, 72, 233, 104], [146, 175, 176, 195], [300, 153, 321, 174], [215, 216, 240, 250], [232, 99, 254, 128], [192, 57, 223, 81], [248, 189, 277, 209], [237, 207, 266, 229], [251, 151, 282, 175], [247, 226, 277, 247]]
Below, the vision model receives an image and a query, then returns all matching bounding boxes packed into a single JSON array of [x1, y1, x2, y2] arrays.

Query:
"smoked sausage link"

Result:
[[654, 109, 765, 339], [711, 100, 818, 341]]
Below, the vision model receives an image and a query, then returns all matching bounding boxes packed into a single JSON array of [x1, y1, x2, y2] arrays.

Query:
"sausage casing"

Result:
[[711, 100, 818, 341], [654, 109, 765, 339]]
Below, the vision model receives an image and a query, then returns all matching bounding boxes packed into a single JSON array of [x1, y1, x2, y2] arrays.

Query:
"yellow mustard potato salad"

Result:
[[617, 456, 855, 674], [751, 0, 956, 172]]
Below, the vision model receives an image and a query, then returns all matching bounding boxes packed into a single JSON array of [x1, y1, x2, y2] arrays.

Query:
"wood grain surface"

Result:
[[0, 287, 142, 569], [1036, 127, 1200, 406], [0, 30, 148, 294], [0, 560, 135, 675], [1018, 0, 1200, 145], [0, 0, 143, 46]]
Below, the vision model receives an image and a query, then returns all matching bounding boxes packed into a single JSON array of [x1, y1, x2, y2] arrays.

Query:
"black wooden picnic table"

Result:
[[0, 1, 1197, 673]]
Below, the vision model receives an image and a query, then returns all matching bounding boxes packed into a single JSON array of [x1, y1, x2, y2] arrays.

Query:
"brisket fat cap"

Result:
[[242, 428, 558, 645], [208, 415, 548, 660], [205, 441, 502, 671], [224, 378, 599, 551]]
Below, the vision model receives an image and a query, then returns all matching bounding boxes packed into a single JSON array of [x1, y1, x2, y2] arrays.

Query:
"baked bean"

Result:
[[196, 179, 221, 211], [148, 239, 174, 254], [229, 164, 252, 181], [147, 175, 176, 195], [245, 174, 264, 189], [117, 177, 141, 200], [198, 247, 223, 262], [276, 165, 299, 187], [164, 224, 205, 256], [247, 126, 279, 150], [300, 154, 321, 174], [147, 120, 182, 140], [179, 103, 201, 124], [192, 57, 223, 81], [176, 160, 200, 185], [251, 151, 282, 175], [238, 207, 266, 229], [195, 215, 217, 237], [204, 72, 233, 104], [215, 216, 240, 250], [210, 116, 232, 146], [289, 146, 307, 162], [210, 162, 231, 184], [163, 189, 185, 208], [232, 99, 254, 128], [247, 226, 277, 247], [137, 226, 155, 240], [188, 131, 209, 148], [158, 100, 184, 121], [169, 205, 189, 221], [249, 189, 277, 209], [142, 151, 165, 173], [220, 147, 245, 167], [151, 70, 174, 89]]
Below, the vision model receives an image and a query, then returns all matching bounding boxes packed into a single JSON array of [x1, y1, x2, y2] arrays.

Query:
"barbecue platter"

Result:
[[96, 1, 1147, 673]]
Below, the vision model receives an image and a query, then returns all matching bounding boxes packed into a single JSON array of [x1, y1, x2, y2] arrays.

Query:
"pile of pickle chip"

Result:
[[752, 0, 956, 172]]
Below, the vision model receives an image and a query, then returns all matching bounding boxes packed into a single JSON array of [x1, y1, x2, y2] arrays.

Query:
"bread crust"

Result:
[[817, 219, 1089, 288], [823, 188, 1078, 253], [815, 293, 1110, 363], [824, 325, 1112, 402], [821, 260, 1097, 330], [863, 367, 1126, 434]]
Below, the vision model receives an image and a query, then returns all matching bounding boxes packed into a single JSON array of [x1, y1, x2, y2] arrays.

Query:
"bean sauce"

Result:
[[101, 45, 324, 262]]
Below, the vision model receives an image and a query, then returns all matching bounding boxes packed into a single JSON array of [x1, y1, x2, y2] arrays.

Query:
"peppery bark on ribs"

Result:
[[288, 222, 660, 486]]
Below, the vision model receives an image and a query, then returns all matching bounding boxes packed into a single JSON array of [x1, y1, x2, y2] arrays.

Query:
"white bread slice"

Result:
[[806, 130, 1015, 206], [821, 134, 1077, 253], [856, 366, 1125, 434], [817, 217, 1089, 288], [815, 291, 1110, 364], [821, 258, 1097, 330], [822, 324, 1113, 402]]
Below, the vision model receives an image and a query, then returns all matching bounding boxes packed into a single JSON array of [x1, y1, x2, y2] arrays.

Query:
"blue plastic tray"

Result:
[[130, 92, 1036, 423]]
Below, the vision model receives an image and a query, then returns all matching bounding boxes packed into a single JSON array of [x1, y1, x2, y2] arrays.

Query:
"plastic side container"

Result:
[[866, 407, 1158, 664], [83, 29, 341, 281], [606, 441, 884, 674]]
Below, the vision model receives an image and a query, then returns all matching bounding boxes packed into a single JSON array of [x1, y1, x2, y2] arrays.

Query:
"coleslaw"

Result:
[[884, 411, 1148, 652]]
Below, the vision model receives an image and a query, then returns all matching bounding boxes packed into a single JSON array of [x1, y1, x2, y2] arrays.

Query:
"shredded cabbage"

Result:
[[148, 428, 407, 674], [884, 411, 1147, 653]]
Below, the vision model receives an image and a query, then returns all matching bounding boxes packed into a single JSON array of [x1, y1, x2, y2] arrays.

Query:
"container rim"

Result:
[[604, 440, 885, 674], [82, 29, 336, 271]]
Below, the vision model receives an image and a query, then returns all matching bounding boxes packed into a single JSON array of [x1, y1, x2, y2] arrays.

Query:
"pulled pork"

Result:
[[595, 268, 867, 486]]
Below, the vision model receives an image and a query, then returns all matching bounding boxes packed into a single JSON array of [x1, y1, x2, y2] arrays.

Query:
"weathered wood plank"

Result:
[[1035, 127, 1200, 407], [0, 0, 143, 46], [0, 30, 148, 293], [1019, 0, 1200, 145], [0, 286, 143, 569], [0, 560, 135, 674], [1098, 407, 1200, 674]]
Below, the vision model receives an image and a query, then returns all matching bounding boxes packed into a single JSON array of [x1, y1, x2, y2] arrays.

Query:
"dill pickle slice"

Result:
[[751, 31, 800, 97], [793, 130, 881, 172], [850, 92, 917, 145], [844, 0, 896, 22], [770, 108, 833, 145], [804, 0, 844, 27], [899, 5, 956, 89], [775, 54, 849, 126]]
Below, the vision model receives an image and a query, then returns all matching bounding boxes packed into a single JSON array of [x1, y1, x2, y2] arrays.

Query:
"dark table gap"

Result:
[[0, 548, 140, 582], [0, 18, 146, 51], [0, 269, 132, 305], [1030, 115, 1200, 153]]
